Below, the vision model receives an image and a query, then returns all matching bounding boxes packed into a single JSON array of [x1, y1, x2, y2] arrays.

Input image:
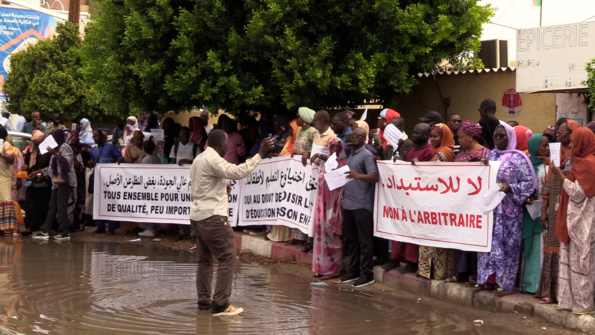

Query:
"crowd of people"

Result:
[[1, 101, 594, 315]]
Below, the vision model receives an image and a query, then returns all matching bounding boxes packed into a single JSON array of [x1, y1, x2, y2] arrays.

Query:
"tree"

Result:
[[585, 59, 595, 111], [3, 22, 100, 121], [82, 0, 493, 116]]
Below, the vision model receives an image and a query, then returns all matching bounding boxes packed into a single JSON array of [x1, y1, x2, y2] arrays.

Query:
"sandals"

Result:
[[471, 284, 495, 292], [493, 287, 513, 296], [539, 297, 553, 304], [444, 276, 459, 283]]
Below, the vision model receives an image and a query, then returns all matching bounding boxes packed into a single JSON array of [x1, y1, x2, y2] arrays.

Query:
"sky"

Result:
[[478, 0, 595, 62]]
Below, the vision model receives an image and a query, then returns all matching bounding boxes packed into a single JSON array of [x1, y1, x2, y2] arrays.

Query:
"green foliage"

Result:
[[3, 22, 101, 121], [585, 59, 595, 111], [82, 0, 493, 117]]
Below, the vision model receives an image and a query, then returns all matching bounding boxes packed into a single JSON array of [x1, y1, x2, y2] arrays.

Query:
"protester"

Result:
[[0, 126, 16, 237], [161, 117, 178, 159], [270, 115, 291, 155], [218, 114, 246, 164], [120, 130, 145, 164], [475, 123, 536, 296], [353, 119, 379, 156], [447, 121, 489, 284], [429, 123, 456, 162], [312, 137, 346, 279], [137, 140, 161, 237], [384, 123, 434, 273], [556, 119, 581, 168], [200, 110, 213, 134], [280, 118, 298, 156], [292, 107, 317, 166], [190, 129, 274, 316], [122, 116, 139, 149], [514, 125, 533, 154], [137, 110, 147, 130], [143, 112, 160, 132], [339, 128, 379, 287], [330, 112, 352, 156], [390, 117, 413, 161], [79, 118, 94, 146], [111, 124, 124, 150], [418, 123, 456, 280], [170, 127, 200, 165], [22, 131, 52, 235], [518, 133, 549, 295], [33, 129, 76, 240], [22, 111, 46, 134], [478, 99, 500, 149], [419, 111, 443, 127], [6, 135, 24, 201], [70, 131, 91, 231], [550, 128, 595, 314], [89, 129, 122, 234], [376, 109, 400, 151], [45, 113, 66, 133], [189, 116, 207, 149], [1, 113, 14, 131], [447, 114, 462, 154]]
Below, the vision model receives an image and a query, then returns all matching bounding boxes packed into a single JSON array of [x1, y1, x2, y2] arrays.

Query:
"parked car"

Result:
[[8, 131, 31, 152]]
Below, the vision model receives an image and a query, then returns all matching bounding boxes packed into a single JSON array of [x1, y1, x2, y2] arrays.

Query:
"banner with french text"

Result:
[[92, 164, 241, 226], [237, 156, 319, 236], [374, 161, 500, 252]]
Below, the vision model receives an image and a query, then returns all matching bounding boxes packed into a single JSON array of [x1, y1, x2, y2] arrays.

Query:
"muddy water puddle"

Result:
[[0, 239, 564, 334]]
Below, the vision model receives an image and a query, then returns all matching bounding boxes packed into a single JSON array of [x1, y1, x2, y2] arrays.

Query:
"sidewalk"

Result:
[[235, 232, 595, 333]]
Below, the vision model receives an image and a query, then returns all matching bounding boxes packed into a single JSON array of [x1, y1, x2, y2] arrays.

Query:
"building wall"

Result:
[[394, 70, 557, 134]]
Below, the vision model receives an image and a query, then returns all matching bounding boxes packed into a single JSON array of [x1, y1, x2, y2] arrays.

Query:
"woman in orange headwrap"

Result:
[[550, 128, 595, 314], [430, 123, 456, 162]]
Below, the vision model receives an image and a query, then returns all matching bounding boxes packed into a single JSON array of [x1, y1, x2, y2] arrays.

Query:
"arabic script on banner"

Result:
[[374, 161, 500, 252]]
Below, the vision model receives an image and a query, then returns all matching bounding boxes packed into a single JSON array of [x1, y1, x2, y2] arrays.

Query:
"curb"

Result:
[[235, 231, 595, 333]]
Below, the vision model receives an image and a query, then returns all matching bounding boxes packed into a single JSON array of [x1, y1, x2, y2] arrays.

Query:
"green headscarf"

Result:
[[522, 133, 545, 286], [298, 107, 315, 124], [527, 133, 544, 175]]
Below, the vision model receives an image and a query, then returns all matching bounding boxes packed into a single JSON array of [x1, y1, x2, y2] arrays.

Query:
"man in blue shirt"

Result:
[[338, 128, 379, 288], [331, 111, 352, 157], [88, 129, 122, 234]]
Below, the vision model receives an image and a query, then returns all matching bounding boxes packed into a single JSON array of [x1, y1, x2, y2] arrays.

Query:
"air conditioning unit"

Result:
[[478, 40, 509, 69]]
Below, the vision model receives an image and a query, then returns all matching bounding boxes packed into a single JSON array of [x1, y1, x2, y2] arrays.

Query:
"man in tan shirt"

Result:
[[190, 129, 273, 316]]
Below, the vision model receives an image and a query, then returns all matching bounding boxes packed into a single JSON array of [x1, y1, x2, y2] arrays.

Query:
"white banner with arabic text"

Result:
[[374, 161, 500, 252]]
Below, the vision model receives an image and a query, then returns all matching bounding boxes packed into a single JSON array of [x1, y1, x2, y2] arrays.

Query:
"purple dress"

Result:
[[477, 151, 534, 292]]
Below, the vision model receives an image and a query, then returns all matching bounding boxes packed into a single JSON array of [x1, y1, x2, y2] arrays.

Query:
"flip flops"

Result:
[[493, 287, 513, 296]]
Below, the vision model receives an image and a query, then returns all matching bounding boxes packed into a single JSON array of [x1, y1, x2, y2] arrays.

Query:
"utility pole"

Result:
[[68, 0, 80, 24]]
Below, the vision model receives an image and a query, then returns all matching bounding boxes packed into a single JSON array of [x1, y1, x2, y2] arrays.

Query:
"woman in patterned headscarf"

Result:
[[474, 123, 537, 296], [312, 137, 346, 279], [446, 121, 490, 284], [0, 125, 17, 236]]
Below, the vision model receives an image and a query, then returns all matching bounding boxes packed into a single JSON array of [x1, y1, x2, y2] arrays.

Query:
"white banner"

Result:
[[93, 164, 241, 226], [237, 156, 319, 236], [374, 161, 500, 252]]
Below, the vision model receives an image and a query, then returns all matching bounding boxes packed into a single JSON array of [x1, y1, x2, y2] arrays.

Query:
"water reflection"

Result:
[[0, 239, 535, 334]]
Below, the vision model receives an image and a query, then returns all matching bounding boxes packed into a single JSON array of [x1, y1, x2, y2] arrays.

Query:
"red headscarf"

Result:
[[189, 117, 207, 147], [555, 127, 595, 244], [379, 109, 400, 149], [513, 125, 533, 153]]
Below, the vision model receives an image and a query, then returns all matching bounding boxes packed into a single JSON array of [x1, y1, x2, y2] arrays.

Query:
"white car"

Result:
[[8, 131, 32, 152]]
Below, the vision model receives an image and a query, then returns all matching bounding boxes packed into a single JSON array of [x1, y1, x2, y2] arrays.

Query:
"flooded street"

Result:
[[0, 239, 580, 334]]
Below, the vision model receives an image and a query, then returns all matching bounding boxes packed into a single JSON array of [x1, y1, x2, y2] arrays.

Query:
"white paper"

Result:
[[526, 200, 543, 220], [383, 124, 403, 148], [150, 129, 164, 141], [325, 165, 351, 191], [71, 124, 77, 131], [360, 107, 368, 121], [0, 139, 4, 147], [38, 135, 58, 155], [549, 142, 561, 167], [475, 185, 506, 214], [142, 132, 152, 141], [0, 117, 7, 126], [325, 153, 338, 171]]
